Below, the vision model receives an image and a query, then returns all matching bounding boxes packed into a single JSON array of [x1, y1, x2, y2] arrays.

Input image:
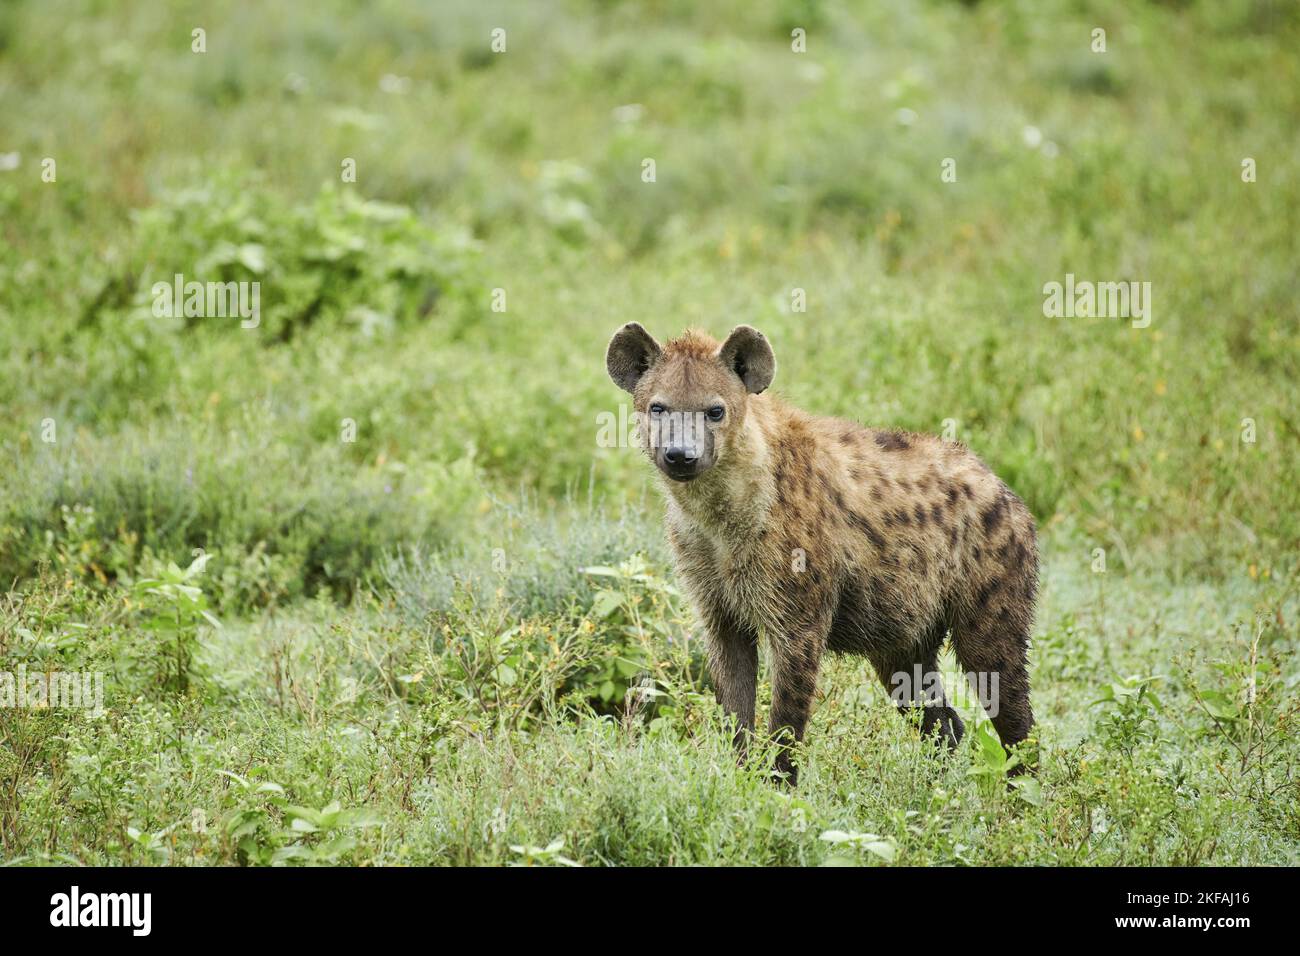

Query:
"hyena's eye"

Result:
[[707, 405, 725, 422], [649, 403, 666, 415]]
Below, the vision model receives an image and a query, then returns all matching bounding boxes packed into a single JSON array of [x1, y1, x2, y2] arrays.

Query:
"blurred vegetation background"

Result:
[[0, 0, 1297, 865], [3, 0, 1297, 598]]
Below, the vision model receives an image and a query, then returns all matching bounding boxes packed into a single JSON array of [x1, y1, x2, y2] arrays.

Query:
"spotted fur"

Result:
[[606, 324, 1037, 784]]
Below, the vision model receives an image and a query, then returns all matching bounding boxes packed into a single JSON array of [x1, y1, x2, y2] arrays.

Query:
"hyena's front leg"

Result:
[[702, 606, 759, 757], [767, 618, 830, 786]]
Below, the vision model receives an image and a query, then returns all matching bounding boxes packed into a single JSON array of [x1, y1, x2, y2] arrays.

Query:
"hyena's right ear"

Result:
[[606, 322, 662, 393]]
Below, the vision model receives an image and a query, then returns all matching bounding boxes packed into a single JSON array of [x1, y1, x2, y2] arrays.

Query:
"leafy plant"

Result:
[[508, 837, 581, 867], [220, 771, 291, 866], [131, 552, 220, 693], [218, 771, 383, 866], [576, 555, 686, 711], [121, 823, 179, 864], [118, 177, 480, 342], [819, 829, 898, 865], [274, 801, 385, 865], [1188, 622, 1298, 804], [1091, 675, 1164, 756], [967, 719, 1022, 792]]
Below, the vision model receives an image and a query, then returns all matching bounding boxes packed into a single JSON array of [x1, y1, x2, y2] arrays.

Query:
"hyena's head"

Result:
[[605, 324, 776, 483]]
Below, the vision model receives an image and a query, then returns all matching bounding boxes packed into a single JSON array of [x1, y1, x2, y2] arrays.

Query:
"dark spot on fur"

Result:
[[982, 496, 1008, 534], [848, 511, 886, 549], [874, 431, 911, 452], [914, 504, 928, 526]]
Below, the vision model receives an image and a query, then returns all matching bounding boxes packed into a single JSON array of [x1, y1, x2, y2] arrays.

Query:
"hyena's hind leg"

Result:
[[872, 621, 965, 752], [951, 575, 1035, 755]]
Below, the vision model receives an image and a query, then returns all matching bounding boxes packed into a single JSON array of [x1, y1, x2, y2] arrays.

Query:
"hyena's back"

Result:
[[809, 418, 1038, 749]]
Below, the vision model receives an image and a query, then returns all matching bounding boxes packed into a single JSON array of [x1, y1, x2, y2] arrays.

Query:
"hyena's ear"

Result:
[[718, 325, 776, 394], [606, 322, 662, 393]]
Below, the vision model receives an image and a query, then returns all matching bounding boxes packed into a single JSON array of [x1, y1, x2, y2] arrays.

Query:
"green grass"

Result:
[[1, 0, 1298, 865]]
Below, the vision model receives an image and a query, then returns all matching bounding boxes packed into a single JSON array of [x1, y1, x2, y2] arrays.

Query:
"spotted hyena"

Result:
[[606, 323, 1037, 784]]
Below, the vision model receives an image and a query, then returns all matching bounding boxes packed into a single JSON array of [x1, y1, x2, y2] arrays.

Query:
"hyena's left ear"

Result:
[[718, 325, 776, 394], [606, 322, 662, 393]]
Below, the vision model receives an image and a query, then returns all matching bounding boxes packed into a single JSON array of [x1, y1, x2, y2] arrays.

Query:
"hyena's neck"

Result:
[[664, 403, 777, 542]]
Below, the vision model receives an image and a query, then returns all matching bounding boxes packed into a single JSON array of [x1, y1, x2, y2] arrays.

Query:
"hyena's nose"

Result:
[[663, 446, 698, 465]]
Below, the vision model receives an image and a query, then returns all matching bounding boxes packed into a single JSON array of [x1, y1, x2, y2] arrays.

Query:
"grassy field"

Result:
[[1, 0, 1298, 865]]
